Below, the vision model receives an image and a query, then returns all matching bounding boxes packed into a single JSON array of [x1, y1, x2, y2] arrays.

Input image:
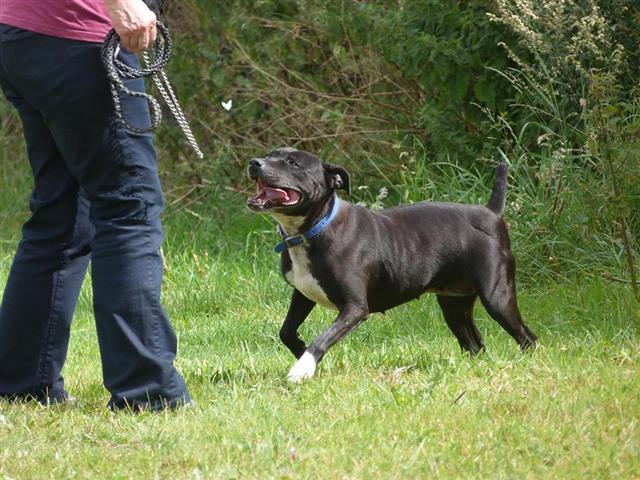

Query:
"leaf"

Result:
[[451, 70, 470, 100], [473, 80, 496, 110]]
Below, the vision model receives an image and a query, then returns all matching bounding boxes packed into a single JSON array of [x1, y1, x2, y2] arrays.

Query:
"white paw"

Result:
[[287, 352, 317, 383]]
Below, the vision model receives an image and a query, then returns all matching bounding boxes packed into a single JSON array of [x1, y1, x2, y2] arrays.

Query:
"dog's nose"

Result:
[[249, 158, 263, 169]]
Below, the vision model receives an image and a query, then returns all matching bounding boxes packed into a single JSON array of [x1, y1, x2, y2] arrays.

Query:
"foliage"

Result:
[[155, 0, 519, 182], [597, 0, 640, 91], [358, 0, 513, 160], [160, 0, 421, 184], [0, 0, 638, 284], [487, 0, 640, 294]]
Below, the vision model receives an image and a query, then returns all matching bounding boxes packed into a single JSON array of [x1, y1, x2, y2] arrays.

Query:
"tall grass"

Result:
[[487, 0, 640, 294]]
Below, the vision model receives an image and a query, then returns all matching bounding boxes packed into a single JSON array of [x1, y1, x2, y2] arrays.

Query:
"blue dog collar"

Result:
[[274, 196, 341, 253]]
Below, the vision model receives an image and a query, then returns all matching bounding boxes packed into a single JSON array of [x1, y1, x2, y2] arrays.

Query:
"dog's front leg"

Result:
[[280, 289, 316, 359], [287, 303, 368, 383]]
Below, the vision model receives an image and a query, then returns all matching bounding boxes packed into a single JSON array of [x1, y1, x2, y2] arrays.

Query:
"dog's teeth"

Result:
[[287, 352, 317, 383]]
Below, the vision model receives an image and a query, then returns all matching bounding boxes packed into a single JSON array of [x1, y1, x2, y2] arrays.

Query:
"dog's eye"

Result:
[[287, 158, 300, 167]]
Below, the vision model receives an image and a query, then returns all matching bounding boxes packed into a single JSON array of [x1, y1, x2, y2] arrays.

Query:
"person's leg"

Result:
[[0, 25, 93, 403], [0, 27, 189, 409], [85, 92, 190, 410]]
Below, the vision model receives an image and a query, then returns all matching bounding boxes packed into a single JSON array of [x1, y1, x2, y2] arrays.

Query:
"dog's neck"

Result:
[[272, 195, 337, 236], [271, 213, 306, 236]]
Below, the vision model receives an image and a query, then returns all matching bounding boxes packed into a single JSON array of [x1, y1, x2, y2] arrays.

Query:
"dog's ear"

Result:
[[323, 163, 351, 194]]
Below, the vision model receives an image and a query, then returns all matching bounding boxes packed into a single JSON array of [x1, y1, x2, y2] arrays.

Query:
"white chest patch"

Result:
[[285, 246, 336, 309]]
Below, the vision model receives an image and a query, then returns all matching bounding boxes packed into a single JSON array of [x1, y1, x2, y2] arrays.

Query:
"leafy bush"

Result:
[[159, 0, 515, 181]]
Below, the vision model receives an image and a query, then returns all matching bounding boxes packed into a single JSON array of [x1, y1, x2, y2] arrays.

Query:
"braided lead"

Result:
[[144, 53, 204, 159], [102, 22, 203, 158]]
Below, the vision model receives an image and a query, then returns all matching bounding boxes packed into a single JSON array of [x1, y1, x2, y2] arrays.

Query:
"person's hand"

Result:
[[104, 0, 157, 52]]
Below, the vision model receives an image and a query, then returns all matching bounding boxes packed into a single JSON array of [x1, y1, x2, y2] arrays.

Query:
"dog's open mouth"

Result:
[[247, 180, 301, 209]]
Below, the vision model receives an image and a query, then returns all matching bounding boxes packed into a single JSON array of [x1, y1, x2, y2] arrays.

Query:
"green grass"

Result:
[[1, 148, 639, 479]]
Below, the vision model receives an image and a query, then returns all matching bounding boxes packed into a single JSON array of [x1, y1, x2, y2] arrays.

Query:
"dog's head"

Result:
[[246, 148, 350, 216]]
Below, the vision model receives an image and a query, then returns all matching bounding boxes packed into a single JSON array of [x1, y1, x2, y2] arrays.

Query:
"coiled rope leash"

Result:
[[101, 21, 204, 159]]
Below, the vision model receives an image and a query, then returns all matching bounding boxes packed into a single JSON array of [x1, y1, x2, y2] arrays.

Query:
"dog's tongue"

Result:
[[261, 186, 290, 202]]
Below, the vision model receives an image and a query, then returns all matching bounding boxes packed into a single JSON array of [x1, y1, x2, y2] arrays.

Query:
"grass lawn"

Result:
[[0, 157, 639, 479]]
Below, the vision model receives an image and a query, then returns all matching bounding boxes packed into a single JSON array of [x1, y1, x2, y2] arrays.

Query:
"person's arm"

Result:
[[103, 0, 157, 52]]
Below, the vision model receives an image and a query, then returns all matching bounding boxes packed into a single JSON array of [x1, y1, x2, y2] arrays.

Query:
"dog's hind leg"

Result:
[[475, 253, 537, 349], [280, 289, 316, 359], [436, 294, 485, 354]]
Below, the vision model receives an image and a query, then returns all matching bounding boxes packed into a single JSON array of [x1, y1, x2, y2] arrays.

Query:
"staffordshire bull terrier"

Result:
[[247, 148, 537, 382]]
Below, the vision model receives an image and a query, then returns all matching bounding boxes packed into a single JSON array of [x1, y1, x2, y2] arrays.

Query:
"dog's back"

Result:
[[327, 200, 508, 312]]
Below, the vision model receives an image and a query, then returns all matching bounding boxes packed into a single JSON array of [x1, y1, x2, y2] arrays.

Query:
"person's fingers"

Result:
[[120, 33, 135, 52], [149, 22, 157, 45], [111, 6, 156, 52], [124, 35, 140, 52], [138, 28, 150, 51], [122, 28, 148, 53]]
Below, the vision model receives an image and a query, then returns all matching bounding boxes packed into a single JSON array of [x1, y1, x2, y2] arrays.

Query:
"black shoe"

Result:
[[0, 390, 75, 406], [108, 395, 194, 413]]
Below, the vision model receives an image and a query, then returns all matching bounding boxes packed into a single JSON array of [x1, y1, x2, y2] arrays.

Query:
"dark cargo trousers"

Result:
[[0, 25, 190, 410]]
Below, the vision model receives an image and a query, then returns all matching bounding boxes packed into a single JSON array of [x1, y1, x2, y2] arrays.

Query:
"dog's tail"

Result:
[[486, 162, 508, 216]]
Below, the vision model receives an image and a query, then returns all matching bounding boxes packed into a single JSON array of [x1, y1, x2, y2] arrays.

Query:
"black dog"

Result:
[[247, 148, 537, 382]]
